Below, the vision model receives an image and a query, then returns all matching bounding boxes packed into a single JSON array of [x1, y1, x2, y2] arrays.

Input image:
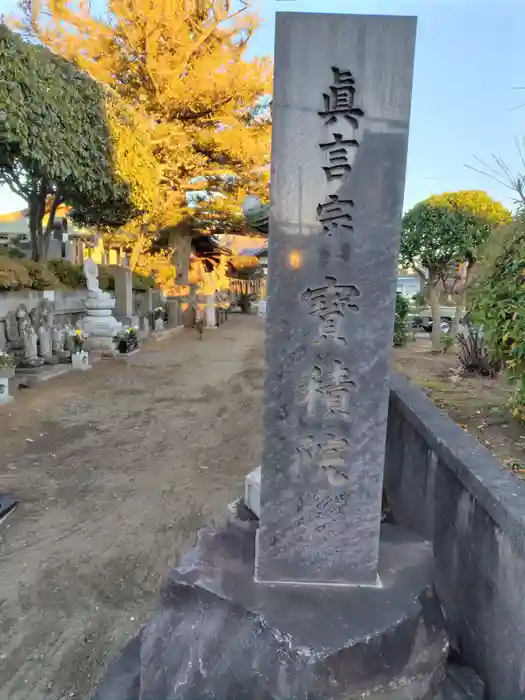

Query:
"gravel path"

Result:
[[0, 315, 264, 700]]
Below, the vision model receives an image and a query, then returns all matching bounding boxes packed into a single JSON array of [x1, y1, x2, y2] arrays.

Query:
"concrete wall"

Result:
[[385, 373, 525, 700], [0, 290, 86, 318]]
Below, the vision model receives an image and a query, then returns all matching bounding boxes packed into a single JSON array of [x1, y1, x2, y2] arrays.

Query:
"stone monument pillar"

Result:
[[113, 266, 133, 322], [79, 259, 122, 356], [256, 12, 416, 587]]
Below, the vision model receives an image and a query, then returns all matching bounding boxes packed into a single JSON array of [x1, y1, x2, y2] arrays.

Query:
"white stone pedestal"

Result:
[[79, 291, 122, 356], [80, 259, 123, 356]]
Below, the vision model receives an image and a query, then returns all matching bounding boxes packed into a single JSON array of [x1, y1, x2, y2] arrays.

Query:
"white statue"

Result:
[[52, 325, 65, 354], [83, 258, 100, 293], [79, 258, 122, 355], [38, 325, 52, 358], [24, 327, 41, 365]]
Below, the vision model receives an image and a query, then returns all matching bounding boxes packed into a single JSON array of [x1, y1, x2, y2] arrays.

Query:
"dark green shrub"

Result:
[[48, 259, 86, 288], [21, 260, 63, 290], [471, 216, 525, 421], [393, 292, 409, 347], [0, 255, 32, 290], [97, 265, 115, 291], [132, 271, 155, 291], [5, 246, 26, 260]]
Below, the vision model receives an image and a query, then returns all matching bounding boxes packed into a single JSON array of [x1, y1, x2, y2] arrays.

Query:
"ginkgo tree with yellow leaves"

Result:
[[19, 0, 272, 276]]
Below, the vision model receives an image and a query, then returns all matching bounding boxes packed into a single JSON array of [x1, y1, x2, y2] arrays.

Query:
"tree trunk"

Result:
[[429, 281, 441, 352], [29, 179, 48, 262], [170, 231, 192, 284], [37, 226, 46, 262], [28, 189, 40, 261], [452, 262, 472, 336], [129, 229, 147, 271], [453, 292, 466, 336], [41, 191, 63, 263]]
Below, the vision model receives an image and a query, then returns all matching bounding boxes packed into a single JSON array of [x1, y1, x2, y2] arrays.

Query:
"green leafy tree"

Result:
[[471, 216, 525, 421], [400, 191, 511, 350], [0, 25, 159, 261]]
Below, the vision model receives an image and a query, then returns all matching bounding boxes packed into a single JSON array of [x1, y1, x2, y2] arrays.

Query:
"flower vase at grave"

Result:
[[115, 328, 139, 354], [71, 351, 90, 371]]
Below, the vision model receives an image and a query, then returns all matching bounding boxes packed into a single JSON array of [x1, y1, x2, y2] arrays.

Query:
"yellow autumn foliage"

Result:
[[427, 190, 512, 227], [19, 0, 272, 236]]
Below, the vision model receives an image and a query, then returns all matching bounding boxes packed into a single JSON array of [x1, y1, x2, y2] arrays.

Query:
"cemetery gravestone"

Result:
[[166, 299, 179, 327], [256, 12, 416, 586], [114, 267, 133, 321]]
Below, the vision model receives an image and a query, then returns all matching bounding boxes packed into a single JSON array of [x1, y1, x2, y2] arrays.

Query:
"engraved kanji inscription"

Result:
[[311, 360, 356, 415], [318, 67, 364, 128], [319, 133, 359, 181], [316, 195, 354, 236], [301, 276, 360, 345], [314, 492, 347, 527], [294, 434, 350, 486], [302, 360, 356, 417]]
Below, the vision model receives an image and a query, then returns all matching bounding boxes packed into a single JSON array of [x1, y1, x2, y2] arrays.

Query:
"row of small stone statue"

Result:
[[4, 301, 79, 369]]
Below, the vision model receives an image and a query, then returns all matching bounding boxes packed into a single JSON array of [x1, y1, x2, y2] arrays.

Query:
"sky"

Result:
[[1, 0, 524, 215]]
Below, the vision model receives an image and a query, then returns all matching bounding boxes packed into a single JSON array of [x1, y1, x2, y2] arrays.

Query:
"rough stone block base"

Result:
[[92, 520, 448, 700]]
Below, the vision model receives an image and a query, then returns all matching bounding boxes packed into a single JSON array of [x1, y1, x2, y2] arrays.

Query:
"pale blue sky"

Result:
[[1, 0, 523, 215]]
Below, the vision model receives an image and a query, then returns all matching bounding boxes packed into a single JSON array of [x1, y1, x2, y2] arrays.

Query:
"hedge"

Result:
[[0, 256, 32, 290], [0, 256, 63, 291], [0, 255, 155, 292]]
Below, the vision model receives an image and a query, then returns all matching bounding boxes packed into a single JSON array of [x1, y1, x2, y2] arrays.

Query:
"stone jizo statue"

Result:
[[83, 258, 101, 294]]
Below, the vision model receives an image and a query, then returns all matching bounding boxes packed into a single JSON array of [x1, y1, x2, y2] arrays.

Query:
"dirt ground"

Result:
[[0, 315, 265, 700], [394, 336, 525, 476]]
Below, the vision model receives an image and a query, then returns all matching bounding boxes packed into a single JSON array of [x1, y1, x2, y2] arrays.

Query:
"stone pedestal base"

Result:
[[79, 302, 122, 357], [92, 520, 448, 700], [84, 336, 119, 357], [15, 364, 71, 387]]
